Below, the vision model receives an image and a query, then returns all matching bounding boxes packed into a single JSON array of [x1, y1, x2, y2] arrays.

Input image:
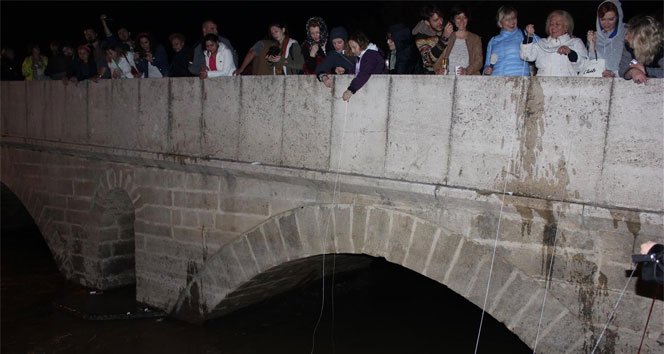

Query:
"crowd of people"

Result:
[[1, 1, 662, 100]]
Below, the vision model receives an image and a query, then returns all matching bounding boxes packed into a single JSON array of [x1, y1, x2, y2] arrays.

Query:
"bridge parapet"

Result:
[[2, 76, 662, 212]]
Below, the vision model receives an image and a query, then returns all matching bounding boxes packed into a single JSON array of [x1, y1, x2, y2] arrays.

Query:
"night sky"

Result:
[[2, 1, 662, 62]]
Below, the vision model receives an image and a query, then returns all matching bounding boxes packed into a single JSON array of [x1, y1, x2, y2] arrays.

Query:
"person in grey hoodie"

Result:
[[586, 0, 627, 77]]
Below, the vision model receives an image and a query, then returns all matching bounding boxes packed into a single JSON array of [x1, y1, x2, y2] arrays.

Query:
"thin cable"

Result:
[[637, 293, 657, 354], [532, 148, 574, 353], [310, 100, 349, 354], [474, 41, 530, 354], [590, 267, 637, 354]]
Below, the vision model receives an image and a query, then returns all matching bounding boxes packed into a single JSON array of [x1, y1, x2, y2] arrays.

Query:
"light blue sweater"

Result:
[[484, 29, 539, 76]]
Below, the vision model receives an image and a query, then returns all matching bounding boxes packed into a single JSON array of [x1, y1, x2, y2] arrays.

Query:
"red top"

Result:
[[208, 53, 217, 71]]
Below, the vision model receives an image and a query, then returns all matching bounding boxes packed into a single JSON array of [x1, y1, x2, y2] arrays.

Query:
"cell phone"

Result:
[[449, 20, 458, 32]]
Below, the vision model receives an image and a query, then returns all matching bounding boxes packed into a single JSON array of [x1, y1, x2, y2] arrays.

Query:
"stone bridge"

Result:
[[1, 75, 662, 353]]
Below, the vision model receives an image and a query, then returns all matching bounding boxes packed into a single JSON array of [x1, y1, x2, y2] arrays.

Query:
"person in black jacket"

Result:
[[64, 45, 99, 85], [387, 23, 424, 74], [168, 33, 194, 77], [315, 26, 356, 87], [1, 47, 23, 81]]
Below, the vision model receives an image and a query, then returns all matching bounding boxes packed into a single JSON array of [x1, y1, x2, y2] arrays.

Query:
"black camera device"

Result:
[[266, 46, 281, 57]]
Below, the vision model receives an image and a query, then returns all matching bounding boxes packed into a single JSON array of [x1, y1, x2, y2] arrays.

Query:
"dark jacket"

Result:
[[348, 46, 386, 94], [69, 57, 98, 81], [169, 46, 194, 77], [315, 50, 356, 80], [303, 41, 328, 75], [44, 54, 74, 80], [135, 44, 169, 77], [389, 23, 423, 74], [1, 57, 23, 81]]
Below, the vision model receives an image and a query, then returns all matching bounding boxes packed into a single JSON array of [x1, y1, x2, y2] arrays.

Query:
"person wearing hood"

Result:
[[521, 10, 588, 76], [484, 5, 539, 76], [387, 23, 422, 74], [586, 0, 627, 77], [342, 31, 386, 102], [619, 15, 663, 83], [412, 4, 454, 74], [302, 17, 329, 75], [315, 26, 356, 87], [434, 5, 483, 75]]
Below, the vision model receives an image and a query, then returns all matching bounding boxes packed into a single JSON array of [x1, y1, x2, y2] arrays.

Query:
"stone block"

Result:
[[63, 80, 88, 143], [231, 236, 260, 277], [110, 79, 140, 149], [246, 228, 273, 271], [330, 75, 389, 177], [237, 76, 285, 164], [137, 78, 169, 152], [88, 79, 113, 146], [262, 218, 288, 263], [213, 213, 265, 233], [277, 212, 302, 260], [511, 78, 611, 203], [403, 220, 438, 273], [136, 205, 172, 224], [174, 191, 218, 210], [134, 168, 185, 189], [25, 81, 46, 139], [185, 173, 220, 192], [280, 76, 333, 170], [422, 231, 463, 283], [202, 76, 241, 160], [47, 82, 70, 141], [332, 206, 353, 253], [134, 220, 171, 238], [4, 81, 28, 137], [385, 213, 415, 265], [351, 205, 368, 253], [385, 75, 453, 183], [446, 76, 525, 191], [362, 208, 391, 256], [169, 78, 202, 155], [133, 187, 172, 208], [219, 197, 270, 215], [599, 79, 664, 211]]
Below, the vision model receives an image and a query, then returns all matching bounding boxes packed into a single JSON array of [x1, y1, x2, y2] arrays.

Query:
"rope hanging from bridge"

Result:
[[310, 99, 350, 354], [474, 36, 530, 354]]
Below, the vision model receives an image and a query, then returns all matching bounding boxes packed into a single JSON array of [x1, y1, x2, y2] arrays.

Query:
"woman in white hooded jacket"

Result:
[[199, 33, 236, 79], [521, 10, 588, 76], [586, 0, 627, 77]]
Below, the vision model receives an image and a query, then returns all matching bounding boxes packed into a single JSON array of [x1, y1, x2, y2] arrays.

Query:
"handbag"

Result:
[[580, 49, 605, 77]]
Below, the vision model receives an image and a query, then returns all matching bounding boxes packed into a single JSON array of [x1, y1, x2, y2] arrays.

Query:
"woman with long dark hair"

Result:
[[266, 22, 304, 75], [134, 32, 169, 78]]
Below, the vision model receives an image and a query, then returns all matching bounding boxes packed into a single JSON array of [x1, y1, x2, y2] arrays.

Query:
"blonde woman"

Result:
[[619, 15, 663, 83], [521, 10, 588, 76]]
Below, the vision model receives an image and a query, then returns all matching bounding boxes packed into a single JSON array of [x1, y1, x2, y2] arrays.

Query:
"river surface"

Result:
[[1, 185, 531, 354]]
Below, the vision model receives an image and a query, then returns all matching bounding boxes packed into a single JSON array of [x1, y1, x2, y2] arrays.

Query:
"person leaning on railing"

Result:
[[619, 15, 663, 84]]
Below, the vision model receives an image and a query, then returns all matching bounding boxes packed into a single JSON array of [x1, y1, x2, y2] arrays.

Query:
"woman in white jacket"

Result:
[[104, 43, 139, 79], [521, 10, 588, 76], [199, 33, 236, 79]]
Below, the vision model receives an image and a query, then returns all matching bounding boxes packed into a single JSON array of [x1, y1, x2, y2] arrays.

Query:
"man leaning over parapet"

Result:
[[412, 4, 454, 74]]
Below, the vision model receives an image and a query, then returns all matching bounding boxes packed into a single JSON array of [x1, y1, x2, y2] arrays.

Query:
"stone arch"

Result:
[[174, 203, 591, 353]]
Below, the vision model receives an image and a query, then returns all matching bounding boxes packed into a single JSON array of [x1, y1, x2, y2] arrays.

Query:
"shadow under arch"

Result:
[[173, 203, 591, 353]]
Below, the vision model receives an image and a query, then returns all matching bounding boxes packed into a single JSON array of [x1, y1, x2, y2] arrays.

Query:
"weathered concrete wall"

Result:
[[1, 76, 663, 353]]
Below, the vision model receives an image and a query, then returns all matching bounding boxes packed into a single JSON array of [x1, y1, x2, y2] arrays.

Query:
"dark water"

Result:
[[1, 185, 531, 354]]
